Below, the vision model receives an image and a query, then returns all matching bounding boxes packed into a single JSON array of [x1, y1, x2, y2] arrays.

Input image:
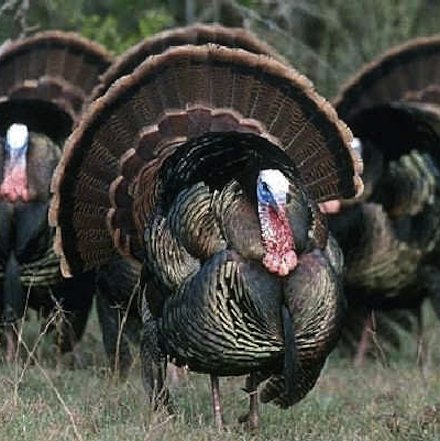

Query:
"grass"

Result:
[[1, 305, 440, 440]]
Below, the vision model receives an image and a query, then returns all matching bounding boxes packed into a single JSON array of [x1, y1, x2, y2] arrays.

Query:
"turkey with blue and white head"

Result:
[[0, 31, 112, 362], [50, 34, 362, 429], [330, 35, 440, 364]]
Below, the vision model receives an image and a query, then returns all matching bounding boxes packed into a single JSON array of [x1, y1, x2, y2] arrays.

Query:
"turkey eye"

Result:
[[261, 182, 269, 192], [286, 193, 292, 204]]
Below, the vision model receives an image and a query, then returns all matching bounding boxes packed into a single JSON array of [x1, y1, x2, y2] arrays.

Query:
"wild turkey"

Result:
[[0, 31, 112, 362], [50, 32, 362, 428], [330, 35, 440, 364]]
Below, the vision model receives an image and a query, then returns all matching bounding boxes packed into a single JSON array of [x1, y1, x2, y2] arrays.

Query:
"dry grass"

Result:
[[1, 305, 440, 440]]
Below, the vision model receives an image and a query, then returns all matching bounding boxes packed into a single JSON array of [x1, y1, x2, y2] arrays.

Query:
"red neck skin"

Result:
[[258, 203, 297, 276], [0, 151, 30, 202]]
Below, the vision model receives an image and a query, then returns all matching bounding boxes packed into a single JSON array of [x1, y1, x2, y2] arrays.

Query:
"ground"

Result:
[[1, 304, 440, 441]]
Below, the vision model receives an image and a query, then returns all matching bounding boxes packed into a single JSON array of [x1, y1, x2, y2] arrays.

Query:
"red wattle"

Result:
[[0, 161, 30, 202], [260, 205, 297, 276]]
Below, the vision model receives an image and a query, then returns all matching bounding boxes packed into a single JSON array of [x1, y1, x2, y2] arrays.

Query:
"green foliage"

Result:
[[0, 0, 174, 54], [78, 8, 173, 54]]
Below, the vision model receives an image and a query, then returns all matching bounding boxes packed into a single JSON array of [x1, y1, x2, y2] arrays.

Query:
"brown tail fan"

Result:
[[91, 23, 287, 101], [51, 43, 362, 276], [0, 30, 112, 143], [333, 35, 440, 166], [334, 34, 440, 123]]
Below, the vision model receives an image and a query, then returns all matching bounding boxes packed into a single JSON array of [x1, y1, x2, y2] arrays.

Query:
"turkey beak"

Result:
[[270, 193, 286, 215], [269, 196, 281, 214], [274, 201, 284, 215]]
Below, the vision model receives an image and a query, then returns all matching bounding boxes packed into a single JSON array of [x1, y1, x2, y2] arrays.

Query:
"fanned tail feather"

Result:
[[91, 23, 287, 100], [51, 31, 361, 276], [0, 30, 112, 143], [334, 35, 440, 122]]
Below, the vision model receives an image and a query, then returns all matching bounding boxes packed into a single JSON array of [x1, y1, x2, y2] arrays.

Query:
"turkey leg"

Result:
[[238, 372, 260, 431], [354, 312, 373, 367], [5, 323, 18, 363], [415, 305, 425, 368], [210, 375, 224, 430]]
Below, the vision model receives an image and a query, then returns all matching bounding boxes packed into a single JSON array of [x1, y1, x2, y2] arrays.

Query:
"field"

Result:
[[1, 305, 440, 441]]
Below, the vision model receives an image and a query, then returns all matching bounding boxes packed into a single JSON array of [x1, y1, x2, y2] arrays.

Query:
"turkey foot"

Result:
[[210, 375, 225, 430], [238, 373, 260, 431]]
